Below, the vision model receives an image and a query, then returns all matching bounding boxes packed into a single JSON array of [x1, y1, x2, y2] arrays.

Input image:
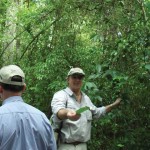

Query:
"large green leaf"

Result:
[[76, 106, 90, 114]]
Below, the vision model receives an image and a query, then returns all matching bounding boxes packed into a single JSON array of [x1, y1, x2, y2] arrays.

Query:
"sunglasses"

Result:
[[71, 75, 84, 80]]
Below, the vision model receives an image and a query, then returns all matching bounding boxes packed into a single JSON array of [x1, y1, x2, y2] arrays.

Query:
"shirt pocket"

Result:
[[67, 101, 76, 110]]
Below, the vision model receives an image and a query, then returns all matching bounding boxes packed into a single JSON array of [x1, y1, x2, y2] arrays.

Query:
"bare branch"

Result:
[[19, 16, 62, 60], [0, 29, 26, 58], [137, 0, 148, 21]]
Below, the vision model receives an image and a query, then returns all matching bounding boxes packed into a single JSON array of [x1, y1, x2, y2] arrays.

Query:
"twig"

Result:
[[137, 0, 148, 21], [0, 30, 26, 58], [19, 16, 62, 60]]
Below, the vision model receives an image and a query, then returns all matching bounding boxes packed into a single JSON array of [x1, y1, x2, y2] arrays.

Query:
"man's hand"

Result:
[[105, 98, 122, 113], [112, 98, 122, 107], [67, 109, 81, 121], [57, 108, 80, 121]]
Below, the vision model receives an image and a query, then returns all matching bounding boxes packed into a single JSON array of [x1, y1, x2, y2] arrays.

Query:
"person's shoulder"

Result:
[[0, 104, 9, 114], [25, 103, 45, 115], [82, 92, 91, 99], [54, 89, 67, 96], [24, 104, 50, 124], [0, 101, 17, 114]]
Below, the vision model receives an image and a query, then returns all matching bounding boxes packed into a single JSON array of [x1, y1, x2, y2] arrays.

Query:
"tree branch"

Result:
[[0, 29, 26, 58], [137, 0, 148, 22], [19, 16, 62, 60]]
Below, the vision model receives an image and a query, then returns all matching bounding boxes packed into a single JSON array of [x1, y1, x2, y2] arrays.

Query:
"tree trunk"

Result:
[[3, 0, 23, 63]]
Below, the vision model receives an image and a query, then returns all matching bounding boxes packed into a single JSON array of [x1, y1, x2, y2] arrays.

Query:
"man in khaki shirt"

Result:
[[51, 67, 121, 150]]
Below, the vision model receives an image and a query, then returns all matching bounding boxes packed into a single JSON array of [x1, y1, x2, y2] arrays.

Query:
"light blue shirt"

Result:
[[0, 96, 56, 150]]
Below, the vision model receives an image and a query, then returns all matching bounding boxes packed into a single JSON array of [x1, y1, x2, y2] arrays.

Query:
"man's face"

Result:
[[68, 74, 84, 91]]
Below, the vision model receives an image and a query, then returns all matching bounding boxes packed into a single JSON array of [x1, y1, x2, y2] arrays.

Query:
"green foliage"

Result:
[[0, 0, 150, 149]]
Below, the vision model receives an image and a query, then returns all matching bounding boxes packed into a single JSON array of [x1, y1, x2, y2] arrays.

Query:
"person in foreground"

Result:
[[51, 67, 121, 150], [0, 65, 56, 150]]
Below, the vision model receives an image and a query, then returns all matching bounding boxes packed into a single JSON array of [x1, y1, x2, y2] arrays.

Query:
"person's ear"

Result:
[[0, 86, 3, 93], [66, 77, 70, 83], [22, 84, 26, 93]]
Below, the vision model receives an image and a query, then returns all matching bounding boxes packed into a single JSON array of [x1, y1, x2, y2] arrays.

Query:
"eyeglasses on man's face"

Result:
[[71, 75, 84, 80]]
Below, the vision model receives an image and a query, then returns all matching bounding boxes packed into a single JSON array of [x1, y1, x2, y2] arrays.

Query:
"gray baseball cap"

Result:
[[0, 65, 25, 86], [67, 67, 85, 76]]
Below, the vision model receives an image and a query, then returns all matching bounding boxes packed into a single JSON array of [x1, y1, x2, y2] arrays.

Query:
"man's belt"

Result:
[[65, 141, 84, 145]]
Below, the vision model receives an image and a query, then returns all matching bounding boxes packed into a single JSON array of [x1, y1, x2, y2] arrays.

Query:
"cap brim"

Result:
[[69, 73, 85, 76]]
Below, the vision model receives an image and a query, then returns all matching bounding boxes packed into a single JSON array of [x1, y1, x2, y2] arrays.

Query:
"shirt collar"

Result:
[[65, 87, 85, 96], [2, 96, 24, 105]]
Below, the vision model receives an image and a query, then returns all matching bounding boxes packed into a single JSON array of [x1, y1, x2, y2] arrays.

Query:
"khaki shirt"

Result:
[[51, 87, 106, 143]]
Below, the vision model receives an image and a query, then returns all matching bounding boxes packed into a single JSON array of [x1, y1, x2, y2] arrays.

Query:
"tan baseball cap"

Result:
[[67, 67, 85, 76], [0, 65, 25, 86]]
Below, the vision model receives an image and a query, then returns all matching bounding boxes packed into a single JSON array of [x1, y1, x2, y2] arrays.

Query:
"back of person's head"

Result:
[[0, 65, 25, 92]]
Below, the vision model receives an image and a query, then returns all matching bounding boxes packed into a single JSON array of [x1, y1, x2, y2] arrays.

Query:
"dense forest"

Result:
[[0, 0, 150, 149]]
